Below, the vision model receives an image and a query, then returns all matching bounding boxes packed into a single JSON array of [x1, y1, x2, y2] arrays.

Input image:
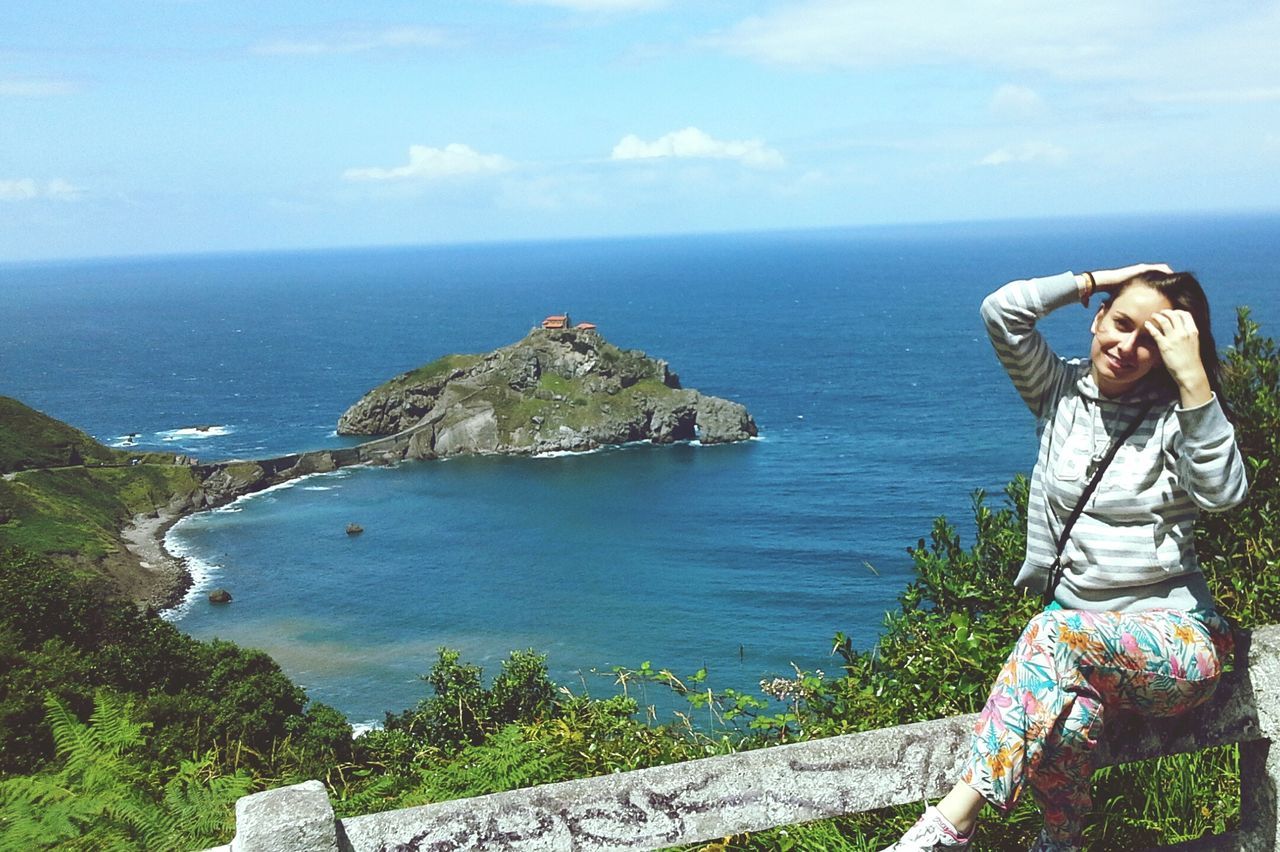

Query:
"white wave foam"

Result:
[[533, 439, 653, 459], [158, 425, 233, 441], [109, 433, 143, 447], [350, 720, 383, 738], [213, 464, 374, 512], [533, 448, 595, 459], [159, 524, 222, 621]]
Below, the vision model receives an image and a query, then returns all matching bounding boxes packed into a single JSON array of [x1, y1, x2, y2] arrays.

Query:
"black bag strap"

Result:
[[1042, 401, 1155, 606]]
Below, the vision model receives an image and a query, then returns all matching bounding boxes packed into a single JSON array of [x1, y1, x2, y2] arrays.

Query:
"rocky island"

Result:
[[338, 325, 757, 459]]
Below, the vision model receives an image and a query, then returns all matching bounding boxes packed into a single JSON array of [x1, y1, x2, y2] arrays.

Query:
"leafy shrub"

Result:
[[1199, 308, 1280, 626], [0, 692, 252, 850], [0, 547, 348, 776], [381, 648, 556, 754]]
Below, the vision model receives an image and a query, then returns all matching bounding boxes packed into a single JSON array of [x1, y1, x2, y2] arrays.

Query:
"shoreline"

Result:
[[113, 427, 759, 612], [116, 449, 372, 612], [118, 463, 366, 613], [120, 509, 196, 611]]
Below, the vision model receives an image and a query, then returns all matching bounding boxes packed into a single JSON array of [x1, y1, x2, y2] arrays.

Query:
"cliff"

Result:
[[337, 327, 757, 458]]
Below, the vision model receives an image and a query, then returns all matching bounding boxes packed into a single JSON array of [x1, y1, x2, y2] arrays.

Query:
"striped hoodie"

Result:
[[981, 272, 1248, 612]]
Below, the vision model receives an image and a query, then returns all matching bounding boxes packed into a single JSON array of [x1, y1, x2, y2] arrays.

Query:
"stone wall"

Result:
[[208, 624, 1280, 852]]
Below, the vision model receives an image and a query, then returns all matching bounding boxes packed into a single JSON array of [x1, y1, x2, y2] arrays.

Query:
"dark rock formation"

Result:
[[208, 588, 232, 604]]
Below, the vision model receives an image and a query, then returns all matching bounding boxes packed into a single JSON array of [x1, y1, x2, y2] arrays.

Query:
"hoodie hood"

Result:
[[1074, 365, 1175, 407]]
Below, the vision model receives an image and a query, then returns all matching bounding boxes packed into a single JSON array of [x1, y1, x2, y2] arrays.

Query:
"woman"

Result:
[[882, 264, 1248, 851]]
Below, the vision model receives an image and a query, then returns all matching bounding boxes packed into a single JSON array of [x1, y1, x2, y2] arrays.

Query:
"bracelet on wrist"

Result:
[[1080, 270, 1096, 305]]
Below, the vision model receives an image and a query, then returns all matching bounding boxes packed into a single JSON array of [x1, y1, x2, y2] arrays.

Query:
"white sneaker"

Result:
[[879, 805, 972, 850], [1027, 829, 1081, 852]]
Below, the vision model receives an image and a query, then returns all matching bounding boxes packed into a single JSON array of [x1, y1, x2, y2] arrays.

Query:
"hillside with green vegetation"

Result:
[[0, 464, 199, 560], [0, 396, 126, 473], [0, 309, 1275, 849], [0, 397, 208, 603]]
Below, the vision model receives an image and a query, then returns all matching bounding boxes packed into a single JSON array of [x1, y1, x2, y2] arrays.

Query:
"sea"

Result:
[[2, 213, 1276, 729]]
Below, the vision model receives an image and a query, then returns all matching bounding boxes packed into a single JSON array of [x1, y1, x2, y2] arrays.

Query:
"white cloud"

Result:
[[979, 142, 1068, 167], [711, 1, 1280, 91], [0, 179, 37, 201], [343, 144, 515, 182], [712, 1, 1143, 72], [611, 127, 785, 168], [45, 179, 83, 200], [1142, 87, 1280, 105], [989, 84, 1044, 117], [254, 27, 447, 56], [0, 77, 79, 97], [0, 178, 83, 201]]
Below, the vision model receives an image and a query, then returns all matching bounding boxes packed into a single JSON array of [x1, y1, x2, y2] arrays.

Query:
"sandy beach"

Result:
[[120, 510, 193, 611]]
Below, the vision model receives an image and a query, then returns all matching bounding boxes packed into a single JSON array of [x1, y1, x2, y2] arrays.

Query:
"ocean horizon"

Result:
[[3, 212, 1277, 726]]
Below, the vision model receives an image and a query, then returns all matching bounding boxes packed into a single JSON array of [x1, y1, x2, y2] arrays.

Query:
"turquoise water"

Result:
[[2, 213, 1276, 725]]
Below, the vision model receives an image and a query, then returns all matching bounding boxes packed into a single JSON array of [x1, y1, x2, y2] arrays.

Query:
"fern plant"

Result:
[[417, 724, 568, 803], [0, 691, 252, 851]]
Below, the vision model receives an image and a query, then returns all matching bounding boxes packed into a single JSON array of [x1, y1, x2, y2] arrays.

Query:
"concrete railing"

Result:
[[209, 624, 1280, 852]]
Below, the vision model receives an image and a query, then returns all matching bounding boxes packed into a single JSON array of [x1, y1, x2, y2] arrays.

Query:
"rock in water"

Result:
[[337, 327, 757, 460], [346, 523, 364, 535], [208, 588, 232, 604]]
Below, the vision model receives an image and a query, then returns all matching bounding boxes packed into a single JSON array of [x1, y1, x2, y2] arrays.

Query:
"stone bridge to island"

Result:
[[190, 417, 452, 506]]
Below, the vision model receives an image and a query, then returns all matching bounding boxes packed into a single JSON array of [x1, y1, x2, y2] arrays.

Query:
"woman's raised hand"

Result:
[[1090, 263, 1173, 292], [1146, 309, 1212, 407]]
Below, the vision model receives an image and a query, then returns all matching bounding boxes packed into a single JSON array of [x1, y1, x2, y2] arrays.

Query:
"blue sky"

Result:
[[3, 1, 1279, 261]]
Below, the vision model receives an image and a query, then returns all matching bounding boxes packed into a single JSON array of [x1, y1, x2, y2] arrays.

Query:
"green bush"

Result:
[[0, 692, 252, 850], [0, 547, 349, 778], [1199, 308, 1280, 626], [380, 648, 556, 754]]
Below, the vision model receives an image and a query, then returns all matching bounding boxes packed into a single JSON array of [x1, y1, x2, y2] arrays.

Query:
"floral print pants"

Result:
[[960, 607, 1233, 843]]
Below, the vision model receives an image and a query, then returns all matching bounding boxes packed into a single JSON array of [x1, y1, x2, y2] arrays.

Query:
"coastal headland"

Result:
[[0, 326, 757, 610]]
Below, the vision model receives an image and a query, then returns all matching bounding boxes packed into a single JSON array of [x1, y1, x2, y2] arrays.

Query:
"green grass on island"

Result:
[[378, 353, 486, 395]]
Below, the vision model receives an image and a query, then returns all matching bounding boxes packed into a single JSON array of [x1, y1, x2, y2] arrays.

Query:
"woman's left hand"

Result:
[[1146, 309, 1212, 407]]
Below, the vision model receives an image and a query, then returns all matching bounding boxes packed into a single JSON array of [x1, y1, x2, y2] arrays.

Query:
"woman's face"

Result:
[[1090, 283, 1174, 397]]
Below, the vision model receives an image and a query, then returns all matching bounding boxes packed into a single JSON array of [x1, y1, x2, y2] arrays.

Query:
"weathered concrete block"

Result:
[[211, 625, 1280, 852], [336, 714, 981, 851], [231, 779, 336, 852], [1238, 627, 1280, 852]]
